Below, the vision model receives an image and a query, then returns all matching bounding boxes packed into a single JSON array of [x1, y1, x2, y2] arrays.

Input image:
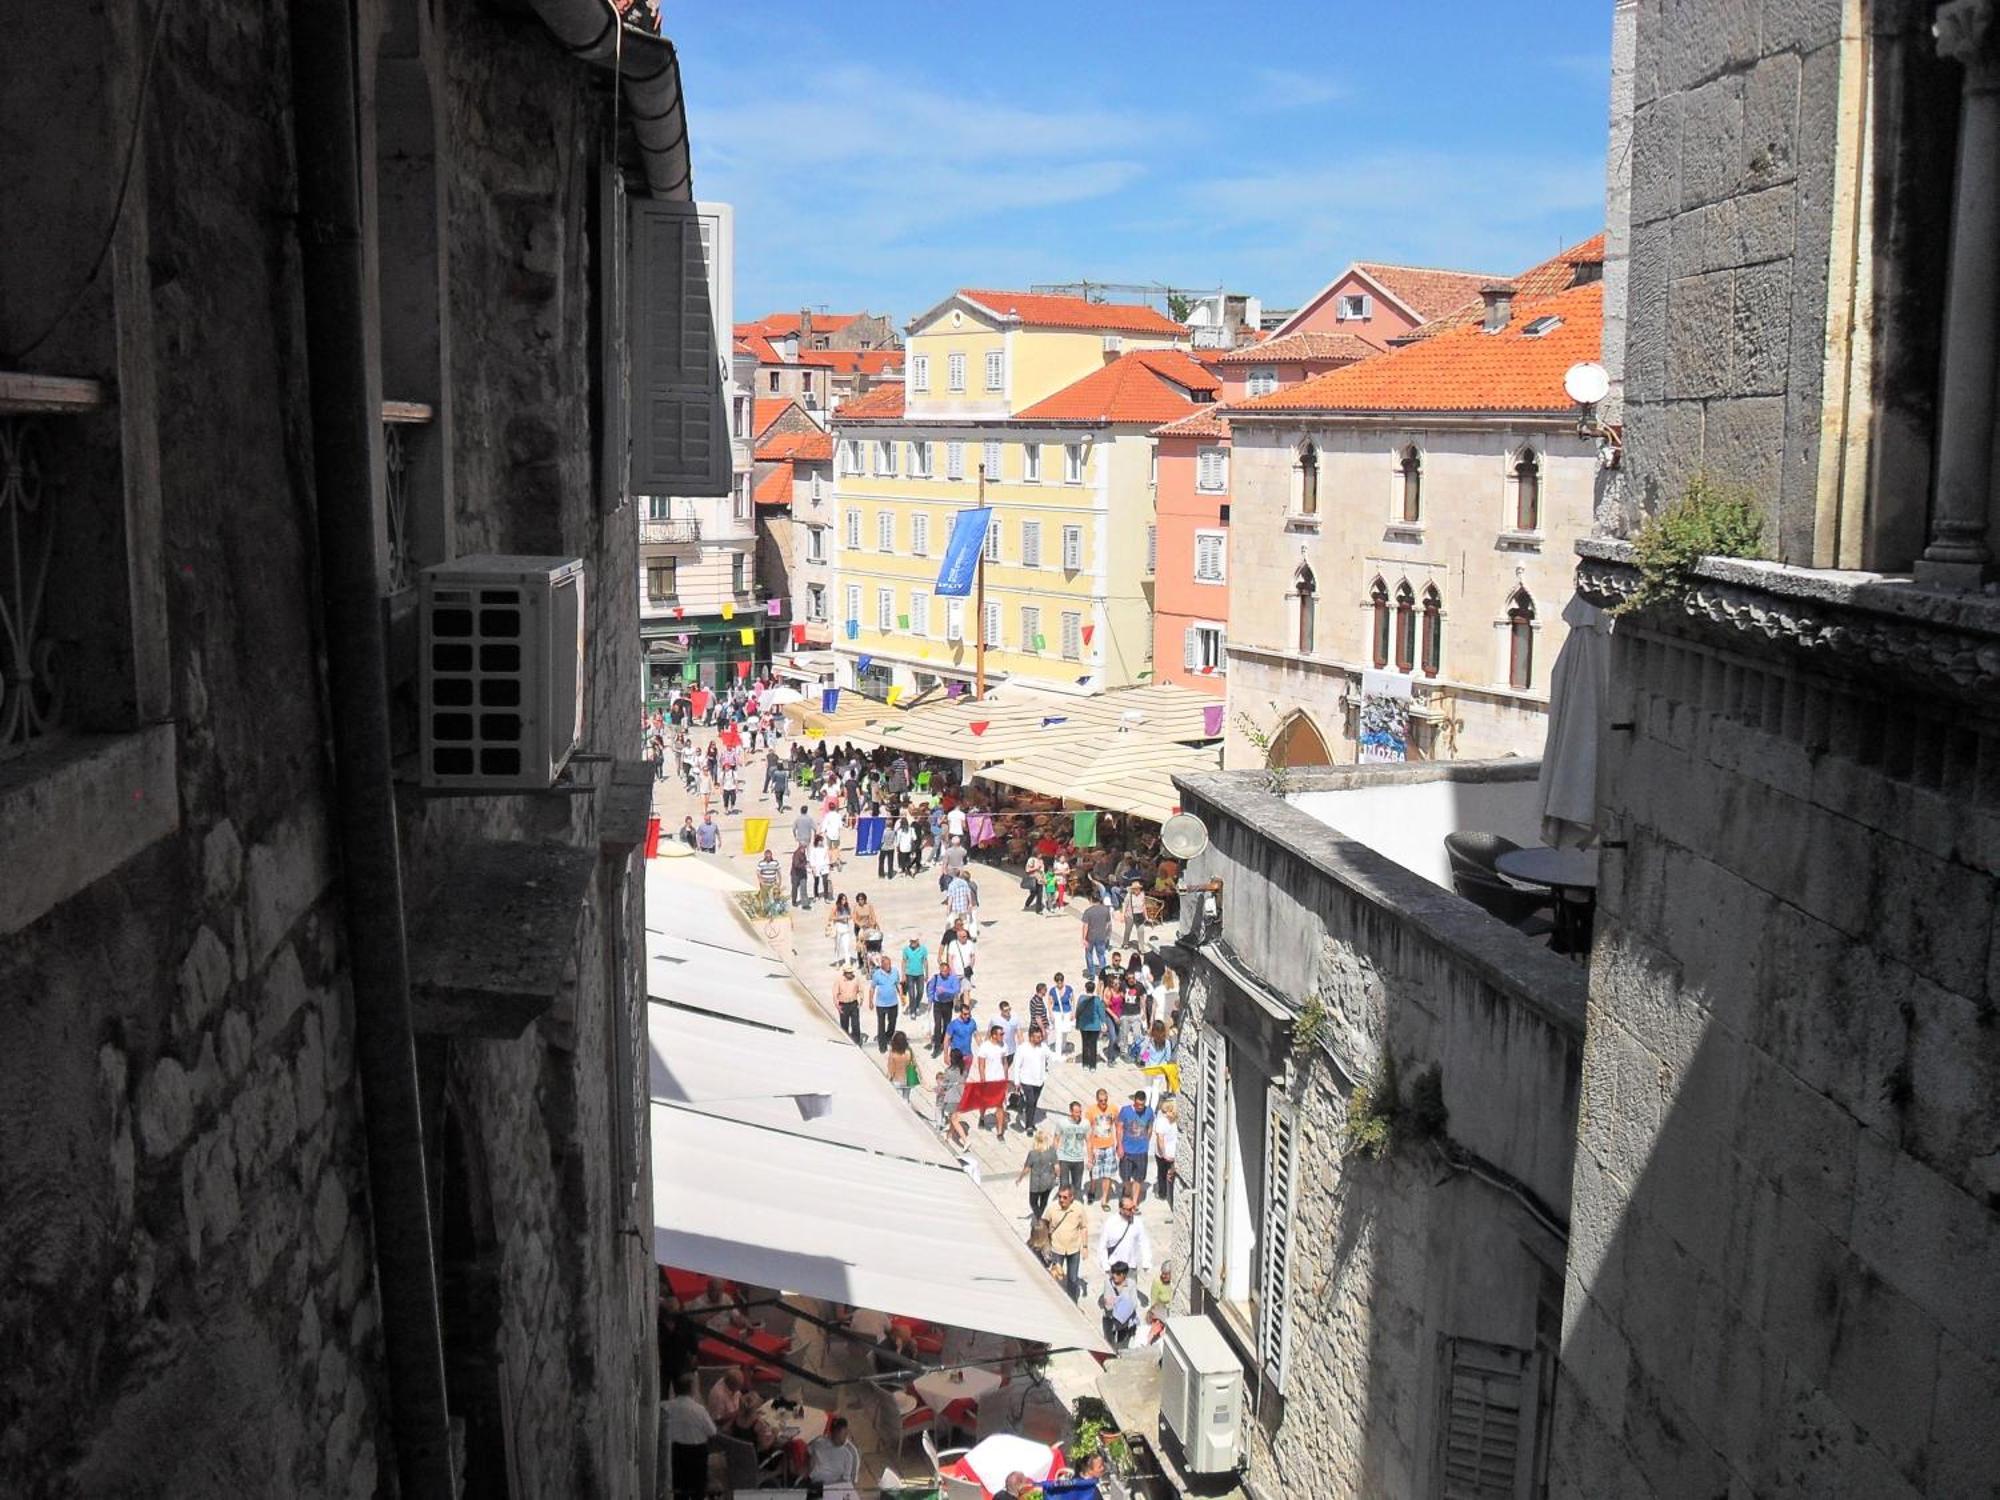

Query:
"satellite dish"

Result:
[[1563, 361, 1611, 406], [1160, 812, 1210, 860]]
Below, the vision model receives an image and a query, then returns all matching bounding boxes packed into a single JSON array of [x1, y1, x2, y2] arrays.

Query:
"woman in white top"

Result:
[[1152, 1100, 1180, 1210], [824, 893, 855, 967], [807, 836, 832, 902]]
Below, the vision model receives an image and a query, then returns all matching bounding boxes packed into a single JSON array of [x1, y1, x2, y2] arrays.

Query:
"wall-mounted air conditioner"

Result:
[[1159, 1315, 1244, 1477], [1102, 335, 1123, 354], [420, 555, 586, 790]]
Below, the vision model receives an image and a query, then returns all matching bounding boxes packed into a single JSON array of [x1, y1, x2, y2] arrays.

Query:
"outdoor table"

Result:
[[912, 1365, 1005, 1413], [1495, 847, 1600, 955], [939, 1433, 1066, 1496], [771, 1399, 831, 1440]]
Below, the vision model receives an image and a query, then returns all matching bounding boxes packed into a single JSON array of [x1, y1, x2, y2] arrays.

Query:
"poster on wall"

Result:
[[1358, 669, 1414, 763]]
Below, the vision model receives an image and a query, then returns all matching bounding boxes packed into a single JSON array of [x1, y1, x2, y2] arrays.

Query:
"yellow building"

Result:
[[827, 290, 1208, 700]]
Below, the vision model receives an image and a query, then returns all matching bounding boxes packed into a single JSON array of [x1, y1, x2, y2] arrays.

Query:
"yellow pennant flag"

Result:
[[739, 627, 754, 645], [721, 602, 735, 621], [806, 726, 824, 740], [916, 643, 930, 658], [886, 685, 903, 706], [742, 817, 770, 854]]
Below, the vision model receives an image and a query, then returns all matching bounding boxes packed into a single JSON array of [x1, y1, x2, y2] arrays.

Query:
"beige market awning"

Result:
[[828, 682, 1223, 765], [977, 736, 1223, 823]]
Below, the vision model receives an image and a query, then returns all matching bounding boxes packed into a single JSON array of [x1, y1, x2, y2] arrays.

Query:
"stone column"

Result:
[[1920, 0, 2000, 587]]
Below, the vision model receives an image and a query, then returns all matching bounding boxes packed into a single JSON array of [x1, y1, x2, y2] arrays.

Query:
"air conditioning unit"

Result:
[[1159, 1315, 1244, 1477], [420, 555, 586, 790], [1101, 334, 1123, 354]]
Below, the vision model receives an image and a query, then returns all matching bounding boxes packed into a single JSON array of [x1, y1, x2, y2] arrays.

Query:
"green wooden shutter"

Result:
[[628, 199, 729, 496]]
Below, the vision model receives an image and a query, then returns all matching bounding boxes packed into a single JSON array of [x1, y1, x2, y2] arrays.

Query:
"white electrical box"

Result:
[[1159, 1315, 1244, 1476], [420, 555, 586, 790]]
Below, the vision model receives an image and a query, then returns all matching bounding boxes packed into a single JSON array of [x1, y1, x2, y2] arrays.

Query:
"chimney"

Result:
[[1480, 283, 1516, 333], [799, 307, 814, 337]]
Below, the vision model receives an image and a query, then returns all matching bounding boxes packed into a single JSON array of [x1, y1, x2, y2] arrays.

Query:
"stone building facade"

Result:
[[0, 0, 691, 1493], [1550, 0, 2000, 1495], [1166, 763, 1585, 1500]]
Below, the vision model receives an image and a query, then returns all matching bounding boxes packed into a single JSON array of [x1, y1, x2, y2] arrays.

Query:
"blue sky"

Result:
[[670, 2, 1612, 326]]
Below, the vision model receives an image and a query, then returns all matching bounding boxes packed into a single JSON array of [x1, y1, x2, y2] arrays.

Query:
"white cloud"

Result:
[[1244, 67, 1346, 110]]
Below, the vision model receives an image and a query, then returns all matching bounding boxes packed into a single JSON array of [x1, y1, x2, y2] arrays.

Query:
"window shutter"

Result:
[[1022, 522, 1041, 568], [946, 600, 964, 641], [1438, 1340, 1528, 1500], [1022, 606, 1040, 650], [1257, 1087, 1300, 1393], [1191, 1032, 1225, 1290], [911, 591, 929, 635], [984, 522, 1001, 563], [597, 166, 629, 512], [1146, 525, 1157, 574], [983, 440, 1002, 479], [627, 199, 730, 496], [984, 601, 1001, 646], [1062, 526, 1082, 570], [1183, 625, 1198, 670], [912, 514, 929, 555], [1061, 612, 1081, 659]]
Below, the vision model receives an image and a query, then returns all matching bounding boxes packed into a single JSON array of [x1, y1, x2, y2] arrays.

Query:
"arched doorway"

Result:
[[1268, 711, 1334, 768]]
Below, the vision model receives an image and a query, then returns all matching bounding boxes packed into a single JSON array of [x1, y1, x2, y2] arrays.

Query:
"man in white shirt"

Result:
[[947, 802, 968, 843], [819, 804, 846, 867], [805, 1415, 862, 1488], [659, 1374, 717, 1500], [1097, 1193, 1152, 1281], [1012, 1023, 1055, 1129], [972, 1023, 1011, 1142]]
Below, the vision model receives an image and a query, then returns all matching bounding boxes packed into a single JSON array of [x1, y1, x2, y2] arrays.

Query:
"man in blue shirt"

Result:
[[870, 958, 902, 1053], [944, 1001, 978, 1063], [1116, 1090, 1155, 1200], [930, 967, 963, 1056]]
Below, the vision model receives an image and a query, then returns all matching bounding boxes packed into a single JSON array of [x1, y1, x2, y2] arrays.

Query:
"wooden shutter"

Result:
[[1022, 522, 1041, 568], [1183, 626, 1198, 670], [1191, 1031, 1226, 1290], [628, 199, 730, 496], [984, 601, 1001, 646], [1062, 526, 1082, 569], [1256, 1087, 1300, 1393], [597, 166, 630, 512], [1438, 1339, 1528, 1500]]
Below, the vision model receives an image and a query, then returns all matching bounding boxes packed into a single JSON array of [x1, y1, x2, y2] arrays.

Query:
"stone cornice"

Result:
[[1574, 537, 2000, 703]]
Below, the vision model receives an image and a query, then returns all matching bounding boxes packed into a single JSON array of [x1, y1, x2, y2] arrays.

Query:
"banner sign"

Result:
[[934, 507, 993, 598], [1358, 669, 1414, 763]]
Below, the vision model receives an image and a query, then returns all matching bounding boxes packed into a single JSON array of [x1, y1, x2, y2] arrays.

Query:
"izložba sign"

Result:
[[934, 507, 993, 598]]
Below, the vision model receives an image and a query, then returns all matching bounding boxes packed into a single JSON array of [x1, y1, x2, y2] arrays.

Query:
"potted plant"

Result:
[[1064, 1397, 1138, 1493]]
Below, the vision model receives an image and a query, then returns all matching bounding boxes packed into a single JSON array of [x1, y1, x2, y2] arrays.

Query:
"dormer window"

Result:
[[1337, 294, 1371, 321], [1521, 315, 1563, 337]]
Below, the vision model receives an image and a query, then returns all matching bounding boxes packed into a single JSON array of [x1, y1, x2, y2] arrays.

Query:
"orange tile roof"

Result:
[[958, 289, 1186, 336], [832, 383, 906, 420], [756, 429, 834, 463], [1013, 349, 1219, 424], [796, 348, 906, 374], [753, 462, 795, 505], [1151, 405, 1233, 440], [1405, 234, 1606, 339], [752, 398, 802, 437], [735, 332, 783, 363], [741, 311, 864, 337], [1212, 329, 1382, 366], [1233, 281, 1602, 415], [1351, 262, 1509, 321]]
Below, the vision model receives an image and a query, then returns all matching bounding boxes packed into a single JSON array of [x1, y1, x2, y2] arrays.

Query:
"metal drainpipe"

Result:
[[287, 0, 457, 1493]]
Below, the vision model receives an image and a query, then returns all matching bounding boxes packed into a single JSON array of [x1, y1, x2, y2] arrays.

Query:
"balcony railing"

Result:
[[642, 516, 701, 545]]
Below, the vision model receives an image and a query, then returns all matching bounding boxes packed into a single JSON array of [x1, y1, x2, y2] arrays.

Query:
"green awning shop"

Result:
[[642, 616, 788, 704]]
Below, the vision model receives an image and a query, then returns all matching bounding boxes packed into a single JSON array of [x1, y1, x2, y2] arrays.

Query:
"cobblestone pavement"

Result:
[[648, 731, 1184, 1314]]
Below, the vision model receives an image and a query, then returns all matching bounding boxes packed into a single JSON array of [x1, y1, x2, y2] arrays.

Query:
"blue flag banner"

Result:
[[1041, 715, 1068, 727], [845, 619, 859, 639], [934, 507, 994, 598], [853, 816, 887, 855], [821, 687, 840, 713], [857, 654, 873, 673]]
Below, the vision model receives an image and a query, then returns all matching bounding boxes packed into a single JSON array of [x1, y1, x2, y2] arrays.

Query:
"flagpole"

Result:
[[974, 463, 988, 700]]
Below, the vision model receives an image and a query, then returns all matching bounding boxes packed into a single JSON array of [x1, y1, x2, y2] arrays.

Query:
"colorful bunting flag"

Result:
[[741, 817, 770, 854], [673, 606, 685, 619], [846, 620, 859, 639], [857, 655, 873, 673], [887, 685, 904, 706], [681, 661, 698, 682], [1082, 624, 1095, 644], [821, 688, 841, 713], [676, 633, 689, 648], [946, 681, 964, 699], [721, 602, 735, 621], [1072, 810, 1099, 848], [736, 660, 751, 678], [1033, 634, 1047, 652], [1075, 676, 1090, 686], [916, 770, 932, 788], [853, 817, 886, 855], [739, 628, 754, 645], [791, 624, 807, 646], [806, 727, 824, 740], [1137, 669, 1154, 680], [719, 726, 741, 749], [968, 721, 989, 736], [766, 598, 782, 617], [1203, 704, 1224, 737], [967, 812, 996, 846], [1042, 715, 1068, 727], [897, 614, 910, 630]]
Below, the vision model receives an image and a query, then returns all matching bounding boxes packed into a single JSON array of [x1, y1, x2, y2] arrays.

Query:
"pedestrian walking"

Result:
[[808, 835, 832, 901], [1117, 1089, 1155, 1203], [870, 956, 902, 1052], [832, 964, 863, 1046], [825, 894, 856, 969], [886, 1031, 918, 1105], [1079, 892, 1112, 979], [1152, 1100, 1179, 1211], [788, 841, 810, 910], [1041, 1185, 1090, 1302], [929, 966, 963, 1056], [1086, 1089, 1120, 1207], [1076, 981, 1105, 1070], [1015, 1128, 1059, 1221], [1012, 1024, 1054, 1130], [1022, 853, 1045, 914], [1055, 1099, 1089, 1196], [899, 934, 930, 1013]]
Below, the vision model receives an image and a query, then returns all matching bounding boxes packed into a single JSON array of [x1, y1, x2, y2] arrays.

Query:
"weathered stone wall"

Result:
[[1168, 769, 1584, 1499], [0, 0, 655, 1494], [1551, 546, 2000, 1499]]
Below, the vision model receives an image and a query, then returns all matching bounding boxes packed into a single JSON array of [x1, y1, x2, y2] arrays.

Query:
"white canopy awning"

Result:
[[650, 1108, 1106, 1352], [645, 867, 1106, 1353]]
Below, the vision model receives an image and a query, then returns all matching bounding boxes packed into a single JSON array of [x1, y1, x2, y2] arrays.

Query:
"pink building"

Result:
[[1273, 260, 1504, 346]]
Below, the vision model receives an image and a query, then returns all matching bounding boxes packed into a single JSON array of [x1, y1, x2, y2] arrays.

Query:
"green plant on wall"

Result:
[[1292, 994, 1329, 1055], [1340, 1054, 1448, 1160], [1616, 473, 1764, 616], [1233, 710, 1292, 796]]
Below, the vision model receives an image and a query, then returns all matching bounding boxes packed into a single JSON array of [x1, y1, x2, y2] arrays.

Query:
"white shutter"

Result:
[[843, 584, 860, 625], [912, 355, 929, 391], [1256, 1087, 1300, 1394], [1060, 612, 1081, 660], [1021, 606, 1040, 651], [877, 589, 893, 630], [1183, 625, 1198, 670], [983, 601, 1001, 646], [845, 511, 860, 548], [948, 352, 966, 390], [1217, 627, 1228, 675], [1062, 525, 1083, 570], [912, 513, 930, 555], [947, 441, 965, 480], [983, 520, 1001, 563], [910, 591, 929, 636], [627, 199, 730, 495], [983, 440, 1003, 479], [1146, 525, 1157, 575], [946, 600, 964, 641], [1191, 1032, 1225, 1290], [877, 511, 894, 550], [1439, 1340, 1528, 1500], [1021, 522, 1042, 568]]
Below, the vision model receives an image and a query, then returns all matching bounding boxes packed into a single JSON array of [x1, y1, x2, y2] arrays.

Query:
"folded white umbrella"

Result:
[[1535, 594, 1611, 849]]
